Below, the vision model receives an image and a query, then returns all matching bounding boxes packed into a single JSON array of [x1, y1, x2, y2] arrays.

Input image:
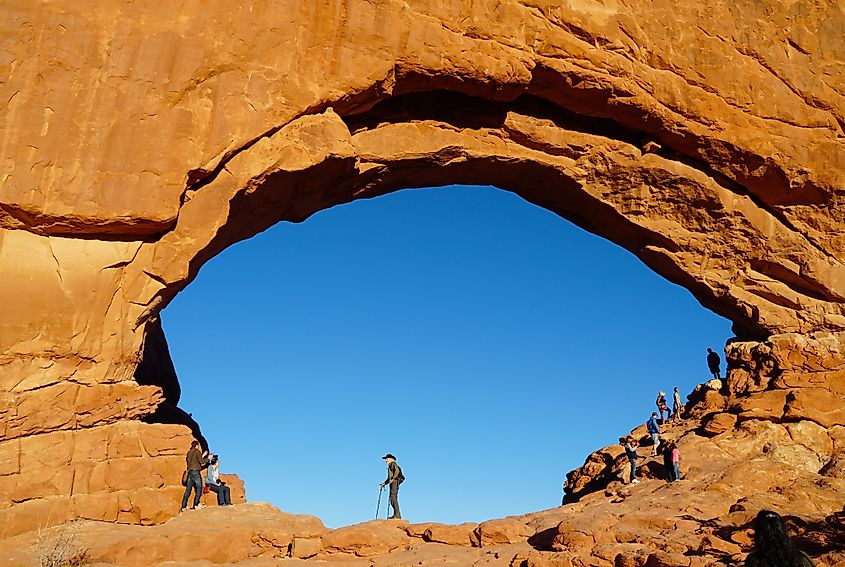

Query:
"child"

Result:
[[671, 444, 680, 481]]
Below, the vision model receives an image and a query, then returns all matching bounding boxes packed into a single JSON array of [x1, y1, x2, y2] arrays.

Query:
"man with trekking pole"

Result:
[[378, 453, 404, 520]]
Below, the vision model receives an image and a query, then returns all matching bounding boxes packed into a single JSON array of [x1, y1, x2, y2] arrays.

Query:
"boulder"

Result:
[[475, 519, 534, 547], [320, 521, 410, 557], [422, 523, 478, 546], [701, 413, 737, 437]]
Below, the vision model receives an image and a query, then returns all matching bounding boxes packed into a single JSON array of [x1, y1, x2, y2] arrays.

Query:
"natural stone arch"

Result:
[[1, 0, 844, 536]]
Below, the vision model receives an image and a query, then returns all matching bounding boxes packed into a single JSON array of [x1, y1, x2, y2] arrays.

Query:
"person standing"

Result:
[[379, 453, 404, 520], [662, 442, 675, 482], [656, 391, 669, 422], [745, 510, 816, 566], [647, 412, 661, 456], [672, 387, 683, 423], [707, 348, 722, 380], [205, 455, 232, 506], [181, 440, 209, 512], [620, 437, 639, 484], [671, 444, 681, 481]]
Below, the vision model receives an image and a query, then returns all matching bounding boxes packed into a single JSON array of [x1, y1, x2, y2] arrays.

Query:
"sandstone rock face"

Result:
[[0, 0, 844, 550]]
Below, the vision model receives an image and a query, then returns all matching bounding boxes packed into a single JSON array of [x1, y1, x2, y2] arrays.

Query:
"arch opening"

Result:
[[145, 185, 732, 527]]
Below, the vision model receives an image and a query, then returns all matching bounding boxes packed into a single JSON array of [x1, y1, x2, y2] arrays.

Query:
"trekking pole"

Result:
[[375, 486, 384, 520]]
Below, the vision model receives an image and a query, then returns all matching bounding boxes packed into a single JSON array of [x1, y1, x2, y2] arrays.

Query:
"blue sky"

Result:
[[161, 185, 732, 527]]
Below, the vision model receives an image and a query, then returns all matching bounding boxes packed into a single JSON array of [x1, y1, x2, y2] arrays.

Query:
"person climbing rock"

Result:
[[181, 440, 209, 512], [656, 391, 670, 422], [647, 412, 661, 456], [745, 510, 816, 566], [662, 442, 675, 482], [707, 348, 722, 379], [672, 387, 683, 423], [379, 453, 404, 520], [670, 443, 681, 480], [620, 437, 639, 484], [664, 443, 681, 482]]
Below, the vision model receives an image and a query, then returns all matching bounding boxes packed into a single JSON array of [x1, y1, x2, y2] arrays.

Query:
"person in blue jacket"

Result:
[[647, 412, 661, 456]]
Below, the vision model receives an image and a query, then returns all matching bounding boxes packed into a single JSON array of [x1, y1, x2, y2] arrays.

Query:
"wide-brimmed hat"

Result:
[[382, 453, 396, 460]]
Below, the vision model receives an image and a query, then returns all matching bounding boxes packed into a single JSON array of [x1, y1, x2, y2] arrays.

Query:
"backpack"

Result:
[[396, 465, 405, 485]]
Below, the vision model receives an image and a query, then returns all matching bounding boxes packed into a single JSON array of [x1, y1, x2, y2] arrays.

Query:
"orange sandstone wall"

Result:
[[0, 0, 843, 536]]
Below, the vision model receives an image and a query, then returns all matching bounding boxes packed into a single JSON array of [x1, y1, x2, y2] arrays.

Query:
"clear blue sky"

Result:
[[161, 185, 732, 528]]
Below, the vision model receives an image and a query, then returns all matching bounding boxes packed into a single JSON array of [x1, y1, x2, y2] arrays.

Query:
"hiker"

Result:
[[647, 412, 661, 456], [205, 455, 232, 506], [662, 442, 675, 482], [707, 348, 721, 379], [181, 440, 209, 512], [672, 387, 683, 423], [670, 443, 680, 481], [656, 391, 670, 422], [621, 437, 639, 484], [379, 453, 404, 520], [745, 510, 815, 566]]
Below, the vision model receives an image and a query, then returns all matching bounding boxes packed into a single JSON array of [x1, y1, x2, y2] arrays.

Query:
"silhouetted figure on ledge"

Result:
[[745, 510, 815, 567], [707, 348, 722, 380]]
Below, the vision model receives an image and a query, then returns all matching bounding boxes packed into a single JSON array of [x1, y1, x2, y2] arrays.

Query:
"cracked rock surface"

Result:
[[0, 0, 844, 562]]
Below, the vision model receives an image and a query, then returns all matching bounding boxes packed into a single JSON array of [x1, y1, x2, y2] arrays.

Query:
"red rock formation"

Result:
[[0, 0, 843, 559]]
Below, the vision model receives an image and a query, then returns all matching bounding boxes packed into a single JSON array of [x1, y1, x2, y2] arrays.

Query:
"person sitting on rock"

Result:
[[181, 440, 209, 512], [707, 348, 722, 379], [620, 437, 639, 484], [656, 391, 670, 422], [745, 510, 815, 566], [205, 455, 232, 506], [672, 386, 683, 423], [379, 453, 404, 520], [647, 412, 661, 456]]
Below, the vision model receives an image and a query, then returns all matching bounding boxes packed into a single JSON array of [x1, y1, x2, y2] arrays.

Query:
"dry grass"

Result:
[[33, 521, 88, 567]]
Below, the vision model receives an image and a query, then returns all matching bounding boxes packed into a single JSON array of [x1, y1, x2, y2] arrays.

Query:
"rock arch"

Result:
[[1, 0, 843, 536]]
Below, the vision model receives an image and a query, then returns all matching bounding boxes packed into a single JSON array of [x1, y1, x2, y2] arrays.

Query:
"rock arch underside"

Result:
[[1, 1, 844, 565]]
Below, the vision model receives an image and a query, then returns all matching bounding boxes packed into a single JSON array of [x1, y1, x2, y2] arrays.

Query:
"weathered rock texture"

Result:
[[0, 0, 844, 553]]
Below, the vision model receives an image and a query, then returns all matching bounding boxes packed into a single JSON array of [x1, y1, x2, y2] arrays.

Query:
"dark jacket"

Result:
[[624, 442, 637, 461], [384, 461, 401, 485], [662, 447, 673, 469], [707, 351, 721, 371], [186, 447, 208, 472]]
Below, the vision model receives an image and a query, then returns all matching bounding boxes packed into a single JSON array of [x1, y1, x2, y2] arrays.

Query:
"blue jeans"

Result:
[[208, 483, 232, 505], [672, 463, 680, 481], [629, 458, 637, 483], [181, 470, 203, 509]]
